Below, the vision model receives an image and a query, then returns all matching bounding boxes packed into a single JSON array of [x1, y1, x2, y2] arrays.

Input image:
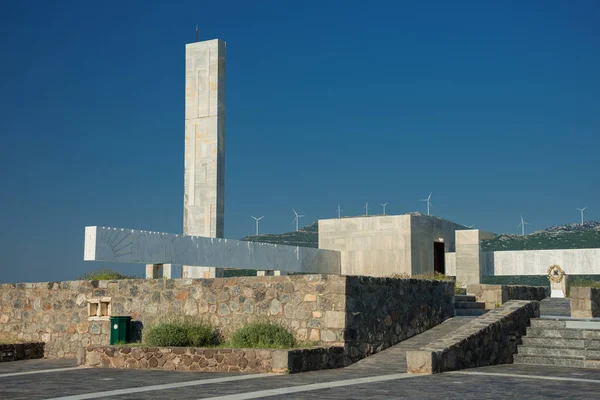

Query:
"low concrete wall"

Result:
[[467, 284, 548, 310], [406, 300, 539, 374], [570, 287, 600, 318], [83, 345, 345, 373], [0, 276, 453, 362], [482, 248, 600, 276], [0, 342, 44, 362]]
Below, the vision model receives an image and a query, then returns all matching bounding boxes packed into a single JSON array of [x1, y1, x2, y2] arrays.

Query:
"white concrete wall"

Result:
[[319, 215, 412, 276], [482, 248, 600, 276], [409, 215, 465, 275], [445, 252, 456, 276], [183, 39, 226, 279]]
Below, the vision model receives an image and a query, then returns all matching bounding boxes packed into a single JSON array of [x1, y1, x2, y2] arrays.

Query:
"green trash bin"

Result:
[[110, 316, 132, 345]]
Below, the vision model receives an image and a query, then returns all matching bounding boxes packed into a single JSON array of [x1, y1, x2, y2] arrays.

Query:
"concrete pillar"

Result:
[[162, 264, 172, 279], [455, 230, 495, 287], [145, 264, 163, 279], [182, 39, 226, 279]]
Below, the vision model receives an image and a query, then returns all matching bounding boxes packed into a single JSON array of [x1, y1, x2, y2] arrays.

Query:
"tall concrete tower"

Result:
[[182, 39, 226, 279]]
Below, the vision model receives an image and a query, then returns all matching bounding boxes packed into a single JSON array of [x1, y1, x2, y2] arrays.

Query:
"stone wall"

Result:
[[84, 345, 345, 373], [466, 284, 548, 310], [0, 342, 44, 362], [570, 287, 600, 318], [344, 276, 454, 362], [0, 275, 453, 361], [406, 300, 539, 374]]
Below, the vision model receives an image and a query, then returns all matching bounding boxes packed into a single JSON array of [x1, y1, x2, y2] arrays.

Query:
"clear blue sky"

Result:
[[1, 1, 598, 283]]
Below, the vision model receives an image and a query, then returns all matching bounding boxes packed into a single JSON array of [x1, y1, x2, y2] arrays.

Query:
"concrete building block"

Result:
[[318, 214, 465, 277]]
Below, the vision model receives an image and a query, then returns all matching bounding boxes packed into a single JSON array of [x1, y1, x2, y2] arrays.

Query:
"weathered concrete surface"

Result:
[[83, 345, 345, 373], [84, 226, 341, 274], [406, 300, 539, 374], [183, 39, 226, 279], [319, 214, 466, 277], [570, 287, 600, 318], [467, 284, 548, 310]]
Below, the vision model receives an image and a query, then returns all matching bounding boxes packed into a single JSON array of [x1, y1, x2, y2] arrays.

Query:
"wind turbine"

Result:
[[467, 224, 475, 228], [517, 215, 529, 236], [381, 202, 388, 215], [365, 202, 369, 216], [421, 193, 433, 215], [292, 209, 304, 232], [337, 205, 343, 219], [251, 216, 264, 235], [577, 206, 587, 225]]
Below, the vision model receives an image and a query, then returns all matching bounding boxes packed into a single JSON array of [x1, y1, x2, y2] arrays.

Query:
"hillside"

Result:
[[240, 218, 600, 252], [239, 222, 319, 248], [481, 221, 600, 252]]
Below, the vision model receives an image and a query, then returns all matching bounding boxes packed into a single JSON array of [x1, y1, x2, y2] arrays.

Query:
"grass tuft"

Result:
[[80, 268, 138, 280]]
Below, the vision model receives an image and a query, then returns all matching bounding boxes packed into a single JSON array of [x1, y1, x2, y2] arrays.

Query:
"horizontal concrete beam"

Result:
[[84, 226, 341, 274]]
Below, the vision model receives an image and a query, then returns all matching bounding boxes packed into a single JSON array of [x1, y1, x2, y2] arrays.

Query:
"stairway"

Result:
[[454, 294, 487, 317], [515, 318, 600, 368]]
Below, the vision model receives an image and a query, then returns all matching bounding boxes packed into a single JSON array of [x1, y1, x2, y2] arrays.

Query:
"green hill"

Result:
[[482, 222, 600, 251], [239, 222, 319, 248]]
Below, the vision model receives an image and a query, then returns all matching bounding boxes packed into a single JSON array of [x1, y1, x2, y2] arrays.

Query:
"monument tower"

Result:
[[182, 39, 226, 278]]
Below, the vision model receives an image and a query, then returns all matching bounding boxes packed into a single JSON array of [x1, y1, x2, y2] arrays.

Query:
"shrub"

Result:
[[144, 319, 218, 347], [229, 322, 296, 349], [144, 323, 190, 347], [185, 323, 218, 347], [80, 268, 137, 280]]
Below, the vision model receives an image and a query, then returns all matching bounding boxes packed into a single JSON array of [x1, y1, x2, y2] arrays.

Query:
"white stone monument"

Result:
[[182, 39, 226, 279]]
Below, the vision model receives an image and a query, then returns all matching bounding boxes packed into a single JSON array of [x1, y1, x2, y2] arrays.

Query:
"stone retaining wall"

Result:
[[570, 287, 600, 318], [406, 300, 539, 374], [0, 342, 44, 362], [83, 345, 346, 373], [345, 276, 454, 361], [467, 284, 547, 310], [0, 275, 453, 362]]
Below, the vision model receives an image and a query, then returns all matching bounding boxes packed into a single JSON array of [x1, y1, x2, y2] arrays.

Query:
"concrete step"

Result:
[[526, 328, 600, 340], [454, 309, 487, 317], [514, 354, 585, 368], [517, 346, 585, 358], [525, 328, 584, 339], [532, 318, 600, 331], [521, 337, 585, 349], [454, 301, 486, 310], [585, 350, 600, 360], [530, 319, 567, 329], [455, 295, 476, 302]]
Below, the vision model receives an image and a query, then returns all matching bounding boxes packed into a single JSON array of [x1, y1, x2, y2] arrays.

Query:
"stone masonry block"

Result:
[[406, 350, 437, 374]]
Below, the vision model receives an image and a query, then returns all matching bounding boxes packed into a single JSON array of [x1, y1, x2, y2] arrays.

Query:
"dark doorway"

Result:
[[433, 242, 445, 274]]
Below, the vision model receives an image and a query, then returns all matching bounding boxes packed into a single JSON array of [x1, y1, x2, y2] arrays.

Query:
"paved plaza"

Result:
[[2, 356, 599, 399]]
